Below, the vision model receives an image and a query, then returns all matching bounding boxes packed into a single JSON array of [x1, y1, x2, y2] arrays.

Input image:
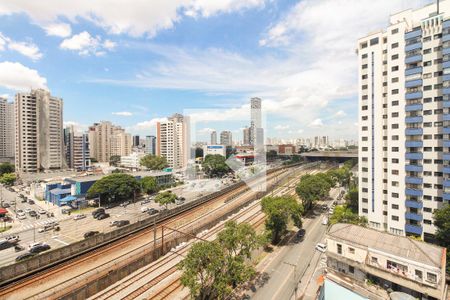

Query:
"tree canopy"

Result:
[[154, 191, 177, 208], [296, 173, 332, 211], [261, 195, 303, 243], [179, 221, 262, 299], [0, 163, 14, 176], [345, 186, 358, 213], [329, 205, 367, 226], [87, 173, 140, 202], [109, 155, 121, 167], [0, 173, 16, 186], [141, 176, 159, 194], [202, 154, 230, 177], [140, 155, 168, 170], [433, 204, 450, 273]]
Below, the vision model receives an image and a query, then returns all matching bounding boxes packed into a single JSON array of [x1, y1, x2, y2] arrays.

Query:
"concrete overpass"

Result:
[[300, 151, 358, 163]]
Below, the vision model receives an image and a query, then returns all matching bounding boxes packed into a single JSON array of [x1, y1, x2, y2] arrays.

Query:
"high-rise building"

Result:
[[358, 2, 450, 240], [220, 131, 232, 146], [243, 126, 250, 145], [88, 121, 132, 162], [144, 135, 156, 155], [156, 113, 189, 169], [15, 89, 64, 173], [249, 97, 263, 147], [64, 125, 90, 171], [210, 130, 217, 145], [133, 135, 140, 147], [0, 98, 14, 160]]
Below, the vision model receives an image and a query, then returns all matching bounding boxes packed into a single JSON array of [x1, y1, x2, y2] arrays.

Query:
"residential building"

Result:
[[210, 130, 217, 145], [144, 135, 156, 155], [357, 2, 450, 240], [203, 145, 226, 158], [249, 97, 264, 148], [0, 97, 14, 160], [133, 135, 140, 147], [120, 152, 145, 169], [64, 125, 90, 171], [220, 130, 232, 146], [88, 121, 131, 162], [15, 89, 64, 173], [326, 224, 447, 300], [243, 126, 250, 145], [156, 113, 189, 169]]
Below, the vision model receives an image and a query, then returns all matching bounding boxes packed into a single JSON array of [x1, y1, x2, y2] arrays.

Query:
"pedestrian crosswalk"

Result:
[[19, 216, 71, 230]]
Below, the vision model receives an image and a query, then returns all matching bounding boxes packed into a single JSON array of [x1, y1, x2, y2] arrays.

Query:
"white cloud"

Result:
[[274, 124, 289, 130], [112, 111, 133, 117], [0, 1, 264, 37], [127, 117, 168, 133], [43, 22, 72, 37], [0, 94, 9, 99], [334, 110, 346, 118], [60, 31, 115, 56], [63, 121, 88, 132], [0, 32, 42, 60], [309, 118, 323, 128], [8, 40, 42, 61], [197, 127, 215, 134], [0, 61, 47, 90]]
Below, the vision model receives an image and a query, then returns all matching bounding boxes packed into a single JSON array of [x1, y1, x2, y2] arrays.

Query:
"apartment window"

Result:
[[362, 64, 368, 69], [391, 77, 399, 83], [392, 181, 399, 187], [391, 42, 398, 49], [392, 66, 399, 72], [362, 208, 368, 213], [391, 28, 398, 34], [435, 122, 443, 127], [348, 247, 355, 254], [371, 256, 378, 264], [424, 73, 432, 79], [362, 198, 368, 203], [424, 61, 432, 67], [424, 85, 432, 91], [392, 215, 399, 221], [427, 272, 437, 284], [424, 207, 432, 213], [361, 42, 368, 49], [337, 244, 342, 254], [434, 109, 443, 115], [392, 204, 399, 209], [423, 36, 431, 42], [362, 74, 368, 79], [391, 124, 399, 129], [415, 270, 423, 280], [362, 126, 368, 131], [362, 84, 368, 90], [362, 137, 368, 141], [362, 157, 368, 162], [424, 122, 432, 127], [362, 177, 368, 183], [392, 158, 399, 163], [391, 54, 399, 60], [424, 134, 432, 140], [362, 105, 368, 110], [383, 37, 387, 44], [392, 170, 399, 175], [424, 110, 432, 115], [349, 266, 354, 274], [434, 33, 442, 39], [361, 53, 368, 59], [391, 193, 399, 198], [392, 101, 399, 106], [434, 134, 443, 139], [392, 89, 399, 95], [423, 48, 432, 54], [424, 219, 432, 225], [424, 147, 432, 152], [362, 116, 368, 120], [392, 147, 399, 152], [370, 38, 379, 45], [362, 95, 368, 100]]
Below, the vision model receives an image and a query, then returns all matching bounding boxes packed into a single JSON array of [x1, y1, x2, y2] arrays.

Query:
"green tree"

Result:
[[141, 176, 158, 194], [433, 205, 450, 273], [87, 173, 140, 203], [0, 163, 14, 176], [266, 150, 278, 161], [261, 196, 303, 244], [329, 205, 367, 226], [296, 174, 332, 211], [109, 155, 121, 167], [140, 154, 168, 170], [0, 173, 16, 186], [345, 186, 359, 213], [195, 147, 204, 158], [202, 154, 230, 177], [154, 191, 177, 209], [111, 168, 123, 173], [179, 221, 262, 299]]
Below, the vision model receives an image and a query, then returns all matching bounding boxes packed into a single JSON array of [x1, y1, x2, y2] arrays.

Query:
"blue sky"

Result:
[[0, 0, 431, 142]]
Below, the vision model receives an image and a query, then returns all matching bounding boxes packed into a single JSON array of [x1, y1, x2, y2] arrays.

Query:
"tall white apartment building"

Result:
[[358, 2, 450, 241], [156, 113, 189, 169], [88, 121, 132, 162], [210, 130, 217, 145], [220, 130, 232, 146], [0, 98, 14, 160], [15, 89, 64, 173]]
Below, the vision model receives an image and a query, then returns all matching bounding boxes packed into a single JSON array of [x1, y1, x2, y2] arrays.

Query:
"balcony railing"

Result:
[[405, 200, 423, 209], [405, 212, 423, 221]]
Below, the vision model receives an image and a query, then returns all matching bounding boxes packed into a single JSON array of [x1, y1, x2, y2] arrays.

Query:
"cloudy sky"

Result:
[[0, 0, 431, 141]]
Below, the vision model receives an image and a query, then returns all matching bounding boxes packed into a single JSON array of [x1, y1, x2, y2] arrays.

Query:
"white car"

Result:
[[141, 207, 149, 213], [24, 208, 32, 213], [316, 243, 327, 253], [73, 214, 86, 220], [29, 242, 45, 248], [17, 213, 26, 220], [322, 217, 329, 225]]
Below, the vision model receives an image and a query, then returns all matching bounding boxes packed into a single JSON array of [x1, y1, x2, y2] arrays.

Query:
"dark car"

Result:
[[96, 213, 110, 220], [28, 199, 35, 205], [83, 231, 99, 239], [28, 210, 37, 217], [21, 198, 27, 203], [92, 208, 105, 217], [140, 199, 151, 205], [15, 252, 36, 262], [29, 244, 51, 254], [148, 208, 159, 216], [294, 229, 306, 243], [116, 220, 130, 227]]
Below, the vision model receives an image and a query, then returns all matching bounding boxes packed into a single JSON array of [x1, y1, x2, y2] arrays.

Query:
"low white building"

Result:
[[326, 224, 447, 300], [120, 152, 145, 169], [203, 145, 226, 158]]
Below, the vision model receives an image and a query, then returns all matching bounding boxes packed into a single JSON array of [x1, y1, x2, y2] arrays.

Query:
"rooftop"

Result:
[[65, 170, 173, 183], [328, 224, 445, 268]]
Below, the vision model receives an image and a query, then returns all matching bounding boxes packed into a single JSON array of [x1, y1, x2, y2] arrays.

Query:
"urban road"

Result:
[[251, 188, 340, 300]]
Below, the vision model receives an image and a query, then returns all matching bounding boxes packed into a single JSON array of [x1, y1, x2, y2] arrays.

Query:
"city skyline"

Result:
[[0, 1, 431, 140]]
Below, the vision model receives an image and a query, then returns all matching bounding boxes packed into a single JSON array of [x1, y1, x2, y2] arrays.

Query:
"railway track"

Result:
[[93, 167, 320, 300], [0, 165, 311, 300]]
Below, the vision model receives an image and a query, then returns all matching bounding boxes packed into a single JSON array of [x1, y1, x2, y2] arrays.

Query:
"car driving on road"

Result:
[[15, 252, 36, 262], [29, 243, 51, 254], [73, 214, 86, 220], [83, 231, 99, 239]]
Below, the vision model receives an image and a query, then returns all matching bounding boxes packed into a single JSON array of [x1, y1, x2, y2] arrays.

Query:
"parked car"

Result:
[[315, 243, 327, 253], [141, 206, 150, 213], [73, 214, 86, 220], [20, 198, 27, 203], [17, 213, 26, 220], [15, 252, 36, 262], [16, 209, 23, 214], [96, 213, 110, 220], [30, 244, 51, 253], [61, 208, 72, 214], [322, 217, 329, 225], [28, 211, 37, 217], [1, 202, 10, 208], [38, 224, 57, 233], [24, 208, 32, 213], [140, 199, 151, 205], [38, 209, 46, 214], [148, 208, 159, 216], [83, 231, 99, 239], [28, 242, 45, 249], [27, 199, 35, 205], [115, 220, 130, 227], [120, 201, 130, 207]]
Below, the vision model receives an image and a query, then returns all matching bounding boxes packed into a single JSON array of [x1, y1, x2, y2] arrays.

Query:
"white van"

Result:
[[322, 217, 328, 225], [315, 243, 327, 253]]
